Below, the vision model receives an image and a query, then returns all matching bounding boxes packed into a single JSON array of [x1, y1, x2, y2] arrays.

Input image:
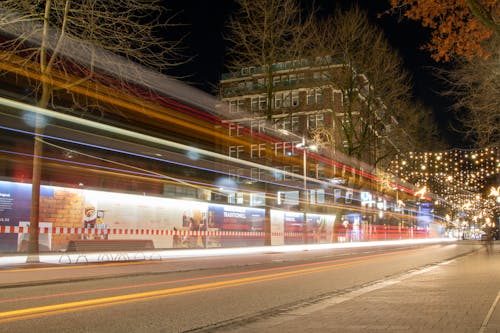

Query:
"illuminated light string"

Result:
[[389, 148, 500, 213]]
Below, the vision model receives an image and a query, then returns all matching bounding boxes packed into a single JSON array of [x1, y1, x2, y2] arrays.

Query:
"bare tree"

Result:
[[444, 36, 500, 148], [310, 6, 439, 168], [0, 0, 185, 262], [399, 101, 445, 151], [225, 0, 316, 120]]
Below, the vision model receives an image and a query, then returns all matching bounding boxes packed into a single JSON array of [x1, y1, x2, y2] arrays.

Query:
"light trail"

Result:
[[0, 239, 454, 267], [0, 96, 365, 191], [1, 117, 431, 218], [0, 247, 429, 304], [0, 122, 308, 192]]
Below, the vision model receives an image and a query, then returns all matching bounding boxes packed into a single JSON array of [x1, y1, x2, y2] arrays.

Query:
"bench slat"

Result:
[[67, 239, 154, 252]]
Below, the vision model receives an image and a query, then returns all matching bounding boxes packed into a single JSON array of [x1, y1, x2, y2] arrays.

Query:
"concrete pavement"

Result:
[[226, 243, 500, 333]]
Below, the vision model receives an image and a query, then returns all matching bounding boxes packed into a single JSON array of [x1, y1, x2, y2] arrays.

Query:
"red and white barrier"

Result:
[[0, 225, 311, 237]]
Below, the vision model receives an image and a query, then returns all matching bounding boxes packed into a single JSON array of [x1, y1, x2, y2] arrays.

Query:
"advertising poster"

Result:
[[17, 221, 52, 252], [417, 202, 433, 227], [284, 211, 304, 245], [82, 193, 107, 240], [179, 204, 208, 248], [270, 210, 285, 246], [208, 204, 264, 247], [0, 181, 54, 252], [83, 190, 208, 248], [307, 214, 336, 244]]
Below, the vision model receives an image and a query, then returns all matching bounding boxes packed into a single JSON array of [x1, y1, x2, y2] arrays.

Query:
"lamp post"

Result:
[[296, 138, 317, 244]]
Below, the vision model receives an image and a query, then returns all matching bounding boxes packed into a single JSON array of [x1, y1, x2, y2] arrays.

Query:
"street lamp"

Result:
[[296, 138, 317, 244]]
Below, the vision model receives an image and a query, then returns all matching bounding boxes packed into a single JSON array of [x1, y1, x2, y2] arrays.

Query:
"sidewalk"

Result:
[[229, 244, 500, 333]]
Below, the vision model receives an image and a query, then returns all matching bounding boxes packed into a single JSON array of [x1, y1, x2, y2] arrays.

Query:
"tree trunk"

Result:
[[27, 133, 42, 263]]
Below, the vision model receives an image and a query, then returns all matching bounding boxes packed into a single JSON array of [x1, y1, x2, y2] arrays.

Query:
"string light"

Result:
[[388, 147, 500, 211]]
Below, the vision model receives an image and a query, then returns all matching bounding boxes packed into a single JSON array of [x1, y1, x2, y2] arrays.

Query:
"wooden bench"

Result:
[[60, 239, 156, 263]]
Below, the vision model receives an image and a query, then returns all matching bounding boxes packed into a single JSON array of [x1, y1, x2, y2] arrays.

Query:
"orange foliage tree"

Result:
[[387, 0, 499, 61]]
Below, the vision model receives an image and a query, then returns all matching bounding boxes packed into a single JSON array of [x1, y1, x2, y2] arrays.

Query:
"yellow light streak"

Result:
[[0, 250, 414, 322]]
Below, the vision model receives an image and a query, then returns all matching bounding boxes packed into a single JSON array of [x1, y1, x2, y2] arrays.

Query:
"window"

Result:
[[315, 89, 323, 104], [274, 93, 282, 109], [291, 116, 299, 132], [276, 116, 299, 132], [274, 141, 295, 156], [251, 168, 264, 181], [228, 123, 243, 137], [228, 192, 243, 205], [236, 192, 244, 205], [229, 168, 245, 182], [250, 192, 265, 206], [251, 97, 259, 112], [334, 189, 342, 202], [346, 190, 353, 203], [229, 146, 244, 158], [251, 119, 266, 133], [283, 166, 292, 180], [250, 144, 266, 158], [280, 117, 291, 131], [309, 190, 316, 204], [316, 189, 325, 204], [257, 78, 265, 87], [237, 100, 244, 112], [259, 95, 267, 111], [229, 100, 237, 113], [273, 76, 280, 86], [313, 72, 321, 80], [274, 167, 283, 181], [292, 91, 299, 107], [277, 191, 299, 205], [228, 192, 235, 204], [307, 89, 314, 104], [289, 74, 297, 84], [283, 92, 290, 107], [308, 113, 324, 129], [228, 123, 236, 136]]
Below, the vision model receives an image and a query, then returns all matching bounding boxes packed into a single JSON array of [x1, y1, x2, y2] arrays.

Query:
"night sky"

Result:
[[166, 0, 464, 148]]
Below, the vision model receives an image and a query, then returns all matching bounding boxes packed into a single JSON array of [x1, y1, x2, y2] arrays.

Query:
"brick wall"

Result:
[[40, 188, 84, 251]]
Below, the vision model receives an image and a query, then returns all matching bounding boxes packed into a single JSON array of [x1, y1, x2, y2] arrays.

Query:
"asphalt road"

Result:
[[0, 242, 481, 332]]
